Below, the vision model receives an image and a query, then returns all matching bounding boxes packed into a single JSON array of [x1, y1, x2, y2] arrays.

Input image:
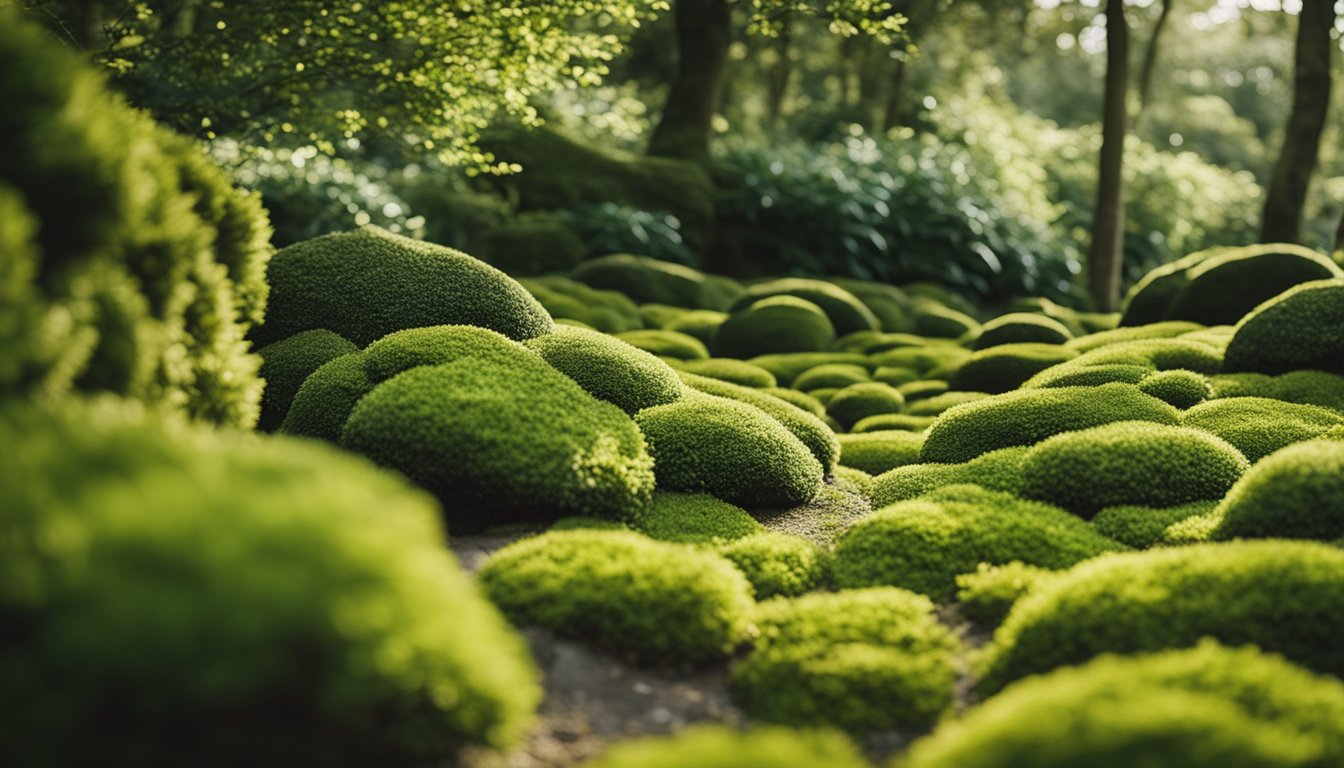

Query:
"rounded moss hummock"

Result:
[[636, 394, 823, 508], [837, 430, 924, 475], [826, 382, 907, 429], [1223, 278, 1344, 375], [954, 561, 1057, 629], [526, 325, 684, 414], [681, 372, 840, 474], [948, 343, 1079, 395], [907, 642, 1344, 768], [978, 541, 1344, 692], [278, 352, 371, 441], [666, 309, 729, 345], [717, 532, 829, 599], [255, 226, 554, 346], [360, 324, 536, 383], [633, 491, 763, 545], [973, 313, 1073, 349], [518, 275, 642, 333], [728, 278, 880, 336], [580, 726, 868, 768], [255, 329, 358, 431], [1181, 397, 1344, 462], [1164, 243, 1342, 326], [0, 399, 539, 765], [676, 358, 777, 388], [614, 329, 710, 360], [906, 390, 990, 417], [869, 446, 1028, 507], [570, 254, 720, 309], [1209, 370, 1344, 413], [793, 363, 871, 392], [832, 484, 1124, 601], [1137, 368, 1212, 409], [713, 296, 837, 359], [912, 303, 980, 339], [762, 386, 827, 417], [478, 530, 754, 663], [1024, 362, 1151, 389], [746, 352, 870, 385], [851, 413, 937, 433], [1209, 439, 1344, 542], [1090, 500, 1219, 549], [1019, 421, 1248, 517]]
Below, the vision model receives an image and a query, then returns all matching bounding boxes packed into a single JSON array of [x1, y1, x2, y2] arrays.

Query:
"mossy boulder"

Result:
[[1182, 397, 1344, 462], [912, 303, 980, 339], [665, 309, 729, 345], [633, 491, 763, 545], [676, 358, 776, 388], [1223, 278, 1344, 374], [255, 329, 358, 431], [717, 532, 829, 599], [973, 312, 1073, 349], [526, 325, 684, 414], [906, 390, 990, 416], [571, 254, 733, 309], [949, 343, 1079, 395], [728, 278, 880, 336], [614, 328, 709, 360], [852, 413, 937, 433], [837, 430, 924, 475], [580, 726, 867, 768], [827, 382, 907, 429], [1067, 320, 1206, 352], [870, 446, 1029, 507], [746, 352, 871, 385], [1137, 368, 1212, 409], [712, 296, 837, 358], [1209, 440, 1344, 541], [681, 372, 840, 475]]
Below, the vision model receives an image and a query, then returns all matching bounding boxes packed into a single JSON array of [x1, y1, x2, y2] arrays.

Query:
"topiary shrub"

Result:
[[832, 485, 1124, 601], [0, 398, 539, 765], [517, 275, 642, 334], [746, 352, 870, 385], [793, 363, 871, 392], [580, 725, 868, 768], [921, 383, 1180, 464], [973, 312, 1073, 349], [906, 390, 990, 416], [255, 226, 553, 347], [728, 278, 880, 336], [729, 588, 959, 734], [255, 329, 358, 431], [1160, 243, 1342, 326], [852, 413, 937, 433], [636, 394, 823, 508], [279, 353, 371, 441], [1182, 397, 1344, 462], [908, 642, 1344, 768], [676, 358, 776, 388], [1019, 421, 1248, 517], [717, 532, 829, 599], [570, 254, 730, 309], [837, 430, 924, 475], [633, 491, 763, 544], [1137, 368, 1211, 409], [1223, 278, 1344, 375], [1090, 500, 1219, 549], [681, 372, 839, 474], [870, 447, 1028, 507], [712, 296, 837, 359], [827, 382, 907, 429], [614, 329, 709, 360], [1208, 440, 1344, 542], [948, 343, 1079, 395], [525, 325, 684, 414], [1209, 370, 1344, 413], [478, 530, 753, 662], [955, 561, 1057, 629], [979, 541, 1344, 691]]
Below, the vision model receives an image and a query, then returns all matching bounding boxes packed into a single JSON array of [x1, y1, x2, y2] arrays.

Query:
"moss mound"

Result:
[[255, 329, 358, 431], [636, 394, 823, 508], [676, 358, 776, 388], [833, 485, 1124, 601], [730, 588, 959, 733], [906, 390, 990, 416], [0, 399, 539, 764], [1209, 370, 1344, 413], [526, 325, 684, 414], [898, 379, 950, 402], [1223, 278, 1344, 374], [908, 643, 1344, 768], [278, 353, 371, 441], [633, 491, 763, 544], [870, 446, 1028, 507], [1164, 243, 1342, 326], [361, 324, 534, 383], [871, 345, 973, 378], [478, 530, 753, 662], [1137, 368, 1211, 409], [912, 303, 981, 339], [1025, 362, 1152, 388], [1067, 320, 1206, 352], [728, 278, 880, 336], [665, 309, 729, 345], [256, 226, 552, 346], [614, 328, 709, 360], [1182, 397, 1344, 462], [949, 343, 1079, 395], [746, 352, 870, 385], [827, 382, 907, 429], [718, 532, 829, 599], [921, 383, 1180, 464], [581, 726, 867, 768], [570, 254, 732, 309], [852, 413, 937, 433], [762, 386, 827, 417], [793, 363, 871, 392], [712, 296, 836, 358], [973, 313, 1073, 349], [980, 541, 1344, 691], [838, 430, 924, 475], [517, 275, 642, 334], [1209, 440, 1344, 541], [1090, 500, 1219, 549], [681, 372, 840, 474], [955, 562, 1057, 629], [1019, 421, 1248, 517]]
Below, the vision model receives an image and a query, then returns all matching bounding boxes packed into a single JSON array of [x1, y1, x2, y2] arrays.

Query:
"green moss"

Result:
[[517, 275, 642, 334], [278, 353, 371, 441], [1223, 278, 1344, 375], [729, 278, 880, 336], [831, 279, 916, 332], [478, 530, 753, 662], [955, 561, 1057, 629], [638, 303, 687, 328], [580, 726, 868, 768], [852, 413, 937, 433], [1009, 297, 1088, 335], [897, 379, 950, 402], [874, 365, 922, 386], [870, 446, 1028, 507], [730, 588, 959, 733], [1020, 421, 1247, 517], [636, 393, 824, 508], [526, 325, 684, 414], [810, 388, 841, 406], [793, 363, 871, 391], [1181, 397, 1344, 462], [949, 343, 1079, 395], [0, 399, 538, 764], [834, 331, 925, 354], [475, 210, 588, 275], [832, 466, 875, 497], [614, 328, 709, 360], [910, 642, 1344, 768], [675, 358, 776, 387], [1137, 368, 1212, 408], [661, 309, 726, 345], [833, 485, 1124, 601], [1025, 362, 1152, 389], [1067, 320, 1206, 352], [1090, 500, 1219, 549], [838, 430, 924, 475], [1119, 249, 1222, 326], [871, 345, 973, 378], [571, 254, 729, 309], [1209, 440, 1344, 541], [979, 541, 1344, 691], [681, 372, 839, 474], [1042, 339, 1224, 384], [921, 383, 1180, 464], [1164, 243, 1343, 326], [633, 491, 763, 544], [827, 382, 907, 429], [717, 532, 829, 599], [360, 324, 534, 383], [763, 386, 827, 417], [1209, 370, 1344, 413], [974, 313, 1073, 349], [256, 226, 552, 347], [746, 352, 871, 385], [912, 303, 980, 339], [712, 296, 836, 358], [255, 329, 358, 432], [906, 390, 990, 417]]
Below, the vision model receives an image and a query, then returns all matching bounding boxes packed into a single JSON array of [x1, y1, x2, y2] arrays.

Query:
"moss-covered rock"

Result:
[[526, 325, 684, 414], [664, 309, 728, 344], [1164, 243, 1342, 326], [278, 352, 371, 441], [255, 329, 358, 431], [1209, 440, 1344, 541], [793, 363, 871, 392], [1039, 339, 1223, 383], [973, 313, 1073, 349], [614, 328, 709, 360], [833, 485, 1124, 601], [827, 382, 907, 429], [1182, 397, 1344, 462], [1137, 368, 1211, 409], [948, 343, 1079, 395], [1119, 249, 1223, 326], [517, 275, 642, 334], [870, 446, 1029, 507], [717, 532, 829, 599], [581, 726, 867, 768], [676, 358, 776, 388], [838, 430, 924, 475], [478, 530, 753, 662], [1019, 421, 1248, 517], [954, 561, 1057, 629], [746, 352, 871, 385], [871, 345, 973, 378], [897, 379, 950, 402], [571, 254, 732, 309], [712, 296, 837, 358], [1223, 278, 1344, 374], [633, 491, 763, 544], [1209, 370, 1344, 413], [762, 386, 827, 417], [681, 372, 840, 474], [1090, 500, 1219, 549], [728, 278, 880, 336], [361, 324, 533, 383]]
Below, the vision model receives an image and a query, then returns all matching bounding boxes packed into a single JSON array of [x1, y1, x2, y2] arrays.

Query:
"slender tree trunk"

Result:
[[1261, 0, 1336, 244], [1134, 0, 1172, 125], [646, 0, 733, 166], [882, 58, 907, 131], [765, 19, 794, 129], [1334, 207, 1344, 258], [1088, 0, 1130, 312]]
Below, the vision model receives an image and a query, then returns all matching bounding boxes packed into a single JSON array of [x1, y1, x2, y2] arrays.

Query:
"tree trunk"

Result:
[[646, 0, 733, 166], [882, 58, 907, 131], [1088, 0, 1130, 312], [765, 19, 794, 129], [1134, 0, 1172, 125], [1334, 207, 1344, 258], [1261, 0, 1336, 244]]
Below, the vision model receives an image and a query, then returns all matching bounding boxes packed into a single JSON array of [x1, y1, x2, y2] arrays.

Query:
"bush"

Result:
[[973, 313, 1073, 349], [870, 447, 1029, 507], [681, 372, 840, 474], [676, 358, 776, 388], [921, 383, 1180, 464], [279, 353, 370, 441], [571, 254, 736, 309], [1137, 368, 1211, 409], [1223, 278, 1344, 375], [1019, 421, 1248, 517], [979, 541, 1344, 691], [1090, 500, 1219, 549], [1209, 440, 1344, 541], [794, 363, 871, 392], [554, 202, 696, 267], [712, 296, 837, 358], [833, 485, 1124, 601], [526, 325, 684, 414], [729, 588, 960, 733], [478, 530, 753, 662], [473, 210, 588, 275], [718, 532, 829, 599], [955, 562, 1057, 629], [255, 329, 358, 432], [0, 399, 539, 764], [517, 275, 642, 334], [614, 329, 709, 360], [580, 726, 868, 768], [256, 226, 553, 347], [948, 343, 1078, 395], [635, 394, 823, 508], [907, 643, 1344, 768], [746, 352, 871, 385], [727, 278, 879, 336], [838, 430, 924, 475], [633, 492, 763, 545], [827, 383, 907, 429], [1182, 397, 1344, 462], [1209, 370, 1344, 413]]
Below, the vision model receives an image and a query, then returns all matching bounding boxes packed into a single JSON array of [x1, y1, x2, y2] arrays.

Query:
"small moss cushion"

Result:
[[712, 295, 837, 358], [973, 312, 1073, 349], [1223, 278, 1344, 375], [580, 725, 868, 768], [525, 325, 684, 414], [255, 328, 358, 431], [1209, 439, 1344, 541], [1181, 397, 1344, 462]]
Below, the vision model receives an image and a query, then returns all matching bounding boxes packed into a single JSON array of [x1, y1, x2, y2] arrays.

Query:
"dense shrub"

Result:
[[955, 562, 1057, 629], [478, 530, 753, 662], [571, 254, 738, 309], [870, 447, 1029, 507], [727, 278, 879, 336], [517, 275, 643, 334], [973, 313, 1073, 349], [718, 532, 829, 599], [979, 541, 1344, 691], [526, 325, 684, 414], [921, 383, 1180, 464], [794, 363, 871, 391], [948, 343, 1078, 394], [0, 399, 539, 765], [1223, 279, 1344, 375], [279, 353, 370, 441], [255, 329, 358, 431], [636, 394, 823, 508], [633, 492, 763, 544], [676, 358, 776, 388], [554, 202, 696, 267], [838, 430, 925, 475], [833, 485, 1124, 601], [712, 296, 836, 358], [827, 382, 907, 429], [580, 726, 868, 768], [681, 372, 840, 474], [614, 329, 709, 360], [1019, 421, 1248, 517], [1182, 397, 1344, 462], [1209, 440, 1344, 541], [1209, 370, 1344, 413], [1090, 500, 1219, 549], [1137, 368, 1212, 409]]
